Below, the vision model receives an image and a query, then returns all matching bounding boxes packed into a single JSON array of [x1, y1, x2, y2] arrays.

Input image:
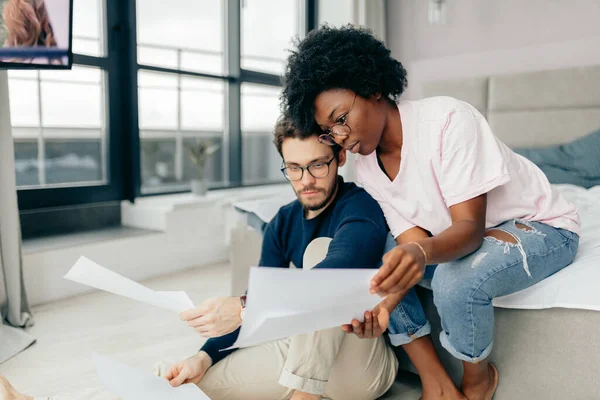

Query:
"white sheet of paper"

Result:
[[93, 353, 210, 400], [229, 267, 382, 349], [64, 256, 194, 313], [158, 291, 195, 309]]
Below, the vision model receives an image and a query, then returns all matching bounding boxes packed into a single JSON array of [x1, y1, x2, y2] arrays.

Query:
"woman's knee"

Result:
[[431, 263, 489, 313], [431, 264, 462, 305]]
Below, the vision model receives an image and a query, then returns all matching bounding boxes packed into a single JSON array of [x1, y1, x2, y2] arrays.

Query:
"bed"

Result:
[[230, 65, 600, 399]]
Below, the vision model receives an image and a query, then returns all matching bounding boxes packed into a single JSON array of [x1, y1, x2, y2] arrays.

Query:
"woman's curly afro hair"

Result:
[[282, 24, 408, 134]]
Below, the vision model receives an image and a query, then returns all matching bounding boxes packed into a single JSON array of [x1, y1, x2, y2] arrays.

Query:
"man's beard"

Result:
[[297, 178, 338, 212]]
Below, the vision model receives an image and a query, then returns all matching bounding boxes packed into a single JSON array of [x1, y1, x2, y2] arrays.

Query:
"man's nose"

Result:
[[300, 168, 316, 186]]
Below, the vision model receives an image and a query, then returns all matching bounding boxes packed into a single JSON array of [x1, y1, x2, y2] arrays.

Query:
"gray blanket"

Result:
[[515, 129, 600, 188]]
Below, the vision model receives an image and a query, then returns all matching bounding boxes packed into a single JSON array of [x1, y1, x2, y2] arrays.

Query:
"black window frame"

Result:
[[14, 0, 318, 236]]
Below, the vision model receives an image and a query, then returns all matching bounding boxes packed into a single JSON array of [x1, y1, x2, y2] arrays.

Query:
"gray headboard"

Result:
[[422, 65, 600, 148]]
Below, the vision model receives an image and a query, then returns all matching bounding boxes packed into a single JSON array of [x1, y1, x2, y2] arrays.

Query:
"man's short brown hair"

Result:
[[273, 116, 341, 158]]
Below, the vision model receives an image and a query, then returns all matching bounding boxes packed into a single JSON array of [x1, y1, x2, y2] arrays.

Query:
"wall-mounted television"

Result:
[[0, 0, 73, 69]]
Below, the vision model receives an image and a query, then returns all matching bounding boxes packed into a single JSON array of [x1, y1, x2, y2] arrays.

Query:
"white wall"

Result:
[[23, 214, 229, 306], [387, 0, 600, 99]]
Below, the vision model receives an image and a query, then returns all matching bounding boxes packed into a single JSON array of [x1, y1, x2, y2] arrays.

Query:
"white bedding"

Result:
[[494, 184, 600, 311]]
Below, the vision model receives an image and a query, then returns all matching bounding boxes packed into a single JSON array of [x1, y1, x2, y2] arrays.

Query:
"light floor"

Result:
[[0, 263, 421, 399]]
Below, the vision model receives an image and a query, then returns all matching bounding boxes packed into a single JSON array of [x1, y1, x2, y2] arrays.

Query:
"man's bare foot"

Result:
[[0, 376, 34, 400], [290, 390, 322, 400], [461, 364, 499, 400]]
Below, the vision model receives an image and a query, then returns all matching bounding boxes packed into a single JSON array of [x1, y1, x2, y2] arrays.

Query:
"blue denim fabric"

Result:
[[384, 234, 434, 346], [431, 220, 579, 363]]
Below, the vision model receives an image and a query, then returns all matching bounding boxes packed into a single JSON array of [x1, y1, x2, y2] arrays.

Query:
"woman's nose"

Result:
[[333, 134, 346, 147]]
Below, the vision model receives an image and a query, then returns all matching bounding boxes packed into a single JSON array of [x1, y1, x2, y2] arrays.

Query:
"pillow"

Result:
[[515, 129, 600, 188]]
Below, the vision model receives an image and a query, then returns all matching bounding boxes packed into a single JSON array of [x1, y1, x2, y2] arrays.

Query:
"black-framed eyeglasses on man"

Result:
[[281, 156, 337, 181], [318, 93, 357, 146]]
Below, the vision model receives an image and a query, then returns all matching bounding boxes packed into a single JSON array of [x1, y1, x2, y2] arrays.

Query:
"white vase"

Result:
[[190, 179, 208, 196]]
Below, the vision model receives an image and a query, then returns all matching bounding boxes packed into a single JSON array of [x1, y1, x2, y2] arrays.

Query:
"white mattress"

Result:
[[494, 184, 600, 311]]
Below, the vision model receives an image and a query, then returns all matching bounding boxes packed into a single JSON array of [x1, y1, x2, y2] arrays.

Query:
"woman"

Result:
[[282, 25, 580, 400]]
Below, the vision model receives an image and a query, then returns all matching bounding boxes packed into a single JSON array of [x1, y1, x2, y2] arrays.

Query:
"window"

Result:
[[136, 0, 229, 194], [241, 83, 285, 185], [136, 0, 225, 76], [138, 71, 226, 193], [9, 70, 107, 189], [318, 0, 354, 27], [241, 0, 301, 75], [136, 0, 308, 194], [13, 139, 38, 187], [72, 0, 105, 56], [8, 2, 108, 192], [8, 0, 315, 227]]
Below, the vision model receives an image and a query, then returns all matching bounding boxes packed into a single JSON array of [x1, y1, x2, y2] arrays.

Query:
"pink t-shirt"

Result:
[[355, 96, 581, 238]]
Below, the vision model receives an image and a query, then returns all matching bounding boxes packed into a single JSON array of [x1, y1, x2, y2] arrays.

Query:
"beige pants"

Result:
[[196, 326, 398, 400]]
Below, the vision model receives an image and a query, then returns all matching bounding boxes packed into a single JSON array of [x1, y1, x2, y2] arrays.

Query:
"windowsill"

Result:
[[21, 183, 290, 254], [140, 182, 290, 209], [22, 226, 160, 255], [122, 183, 291, 232]]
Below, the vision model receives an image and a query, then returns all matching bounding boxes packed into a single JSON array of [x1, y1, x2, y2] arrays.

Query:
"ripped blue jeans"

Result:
[[385, 235, 435, 347], [387, 220, 579, 363]]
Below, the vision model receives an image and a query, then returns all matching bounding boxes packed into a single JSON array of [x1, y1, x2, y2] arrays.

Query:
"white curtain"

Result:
[[0, 70, 35, 365]]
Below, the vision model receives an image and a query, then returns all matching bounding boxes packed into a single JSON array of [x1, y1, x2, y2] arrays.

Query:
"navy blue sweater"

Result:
[[201, 178, 388, 364]]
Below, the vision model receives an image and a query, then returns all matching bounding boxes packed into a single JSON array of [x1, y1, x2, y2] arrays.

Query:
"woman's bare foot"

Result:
[[420, 384, 468, 400], [461, 363, 499, 400], [402, 337, 467, 400], [0, 376, 34, 400]]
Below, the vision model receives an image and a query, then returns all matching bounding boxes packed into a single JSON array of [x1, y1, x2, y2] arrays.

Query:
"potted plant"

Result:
[[188, 138, 220, 196]]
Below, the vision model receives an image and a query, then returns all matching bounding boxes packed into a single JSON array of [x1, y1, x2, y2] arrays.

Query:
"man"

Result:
[[0, 118, 399, 400], [164, 117, 399, 400]]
